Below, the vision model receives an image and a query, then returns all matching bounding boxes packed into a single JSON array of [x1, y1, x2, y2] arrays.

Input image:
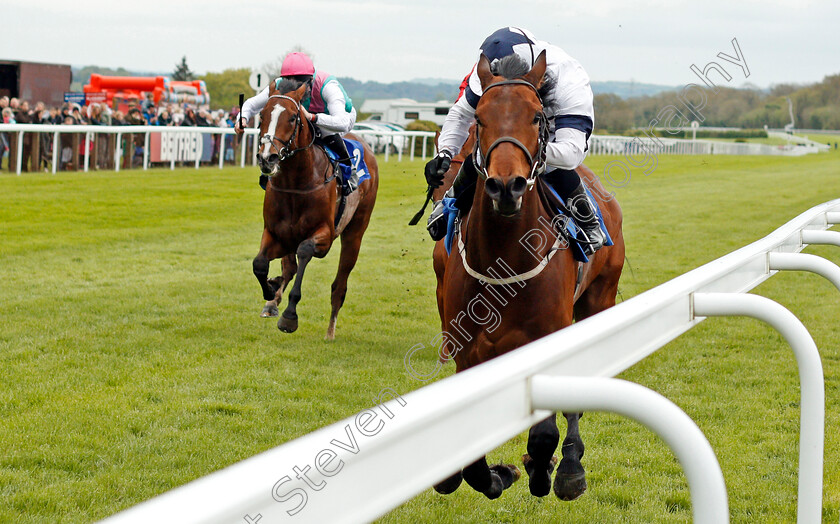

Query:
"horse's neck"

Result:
[[274, 125, 324, 189], [466, 181, 546, 272]]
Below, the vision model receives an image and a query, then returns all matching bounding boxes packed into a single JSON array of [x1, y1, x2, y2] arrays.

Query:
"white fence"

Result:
[[589, 134, 825, 156], [99, 199, 840, 523], [0, 124, 437, 175]]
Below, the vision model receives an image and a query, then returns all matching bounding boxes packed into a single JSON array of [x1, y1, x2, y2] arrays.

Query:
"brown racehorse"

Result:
[[431, 51, 625, 500], [252, 80, 378, 340]]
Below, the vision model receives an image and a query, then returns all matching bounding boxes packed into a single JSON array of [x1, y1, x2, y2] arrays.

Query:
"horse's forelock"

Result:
[[491, 55, 531, 81], [490, 55, 554, 105], [274, 77, 309, 98]]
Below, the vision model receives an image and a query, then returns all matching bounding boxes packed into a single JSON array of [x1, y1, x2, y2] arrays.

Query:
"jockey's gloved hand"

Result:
[[424, 150, 452, 188]]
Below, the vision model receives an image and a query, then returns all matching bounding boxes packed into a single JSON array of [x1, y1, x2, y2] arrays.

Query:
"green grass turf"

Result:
[[1, 152, 839, 523]]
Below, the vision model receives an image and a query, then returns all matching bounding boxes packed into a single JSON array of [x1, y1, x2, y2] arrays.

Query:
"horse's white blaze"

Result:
[[262, 104, 286, 157]]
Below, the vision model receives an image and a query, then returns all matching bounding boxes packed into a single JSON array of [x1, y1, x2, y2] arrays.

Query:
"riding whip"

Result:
[[408, 185, 435, 226]]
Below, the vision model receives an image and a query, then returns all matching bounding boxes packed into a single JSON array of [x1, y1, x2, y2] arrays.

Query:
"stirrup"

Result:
[[577, 224, 605, 256], [427, 200, 447, 241]]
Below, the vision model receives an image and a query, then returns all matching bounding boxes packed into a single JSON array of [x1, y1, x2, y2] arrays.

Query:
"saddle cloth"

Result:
[[323, 138, 371, 185]]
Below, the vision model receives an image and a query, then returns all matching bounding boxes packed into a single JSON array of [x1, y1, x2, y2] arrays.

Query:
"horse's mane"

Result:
[[489, 54, 557, 104]]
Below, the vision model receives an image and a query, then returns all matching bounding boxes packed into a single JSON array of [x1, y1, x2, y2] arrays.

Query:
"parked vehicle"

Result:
[[352, 121, 407, 154]]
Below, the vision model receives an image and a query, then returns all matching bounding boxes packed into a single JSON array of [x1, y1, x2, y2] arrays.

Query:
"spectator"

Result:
[[112, 110, 126, 126], [143, 104, 156, 124], [0, 96, 8, 110], [126, 107, 145, 125], [181, 107, 197, 127], [156, 108, 172, 126]]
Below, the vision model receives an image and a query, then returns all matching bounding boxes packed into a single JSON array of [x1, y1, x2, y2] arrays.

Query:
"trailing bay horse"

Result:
[[252, 80, 378, 339], [431, 51, 625, 500]]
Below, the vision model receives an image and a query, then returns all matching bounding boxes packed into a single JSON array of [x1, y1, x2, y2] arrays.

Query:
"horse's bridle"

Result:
[[260, 94, 316, 161], [472, 79, 549, 188]]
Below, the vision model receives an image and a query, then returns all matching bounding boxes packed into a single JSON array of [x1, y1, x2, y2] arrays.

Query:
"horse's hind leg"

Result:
[[261, 255, 297, 318], [325, 213, 371, 340], [523, 413, 560, 497], [433, 470, 463, 495], [462, 456, 520, 500], [554, 412, 587, 500]]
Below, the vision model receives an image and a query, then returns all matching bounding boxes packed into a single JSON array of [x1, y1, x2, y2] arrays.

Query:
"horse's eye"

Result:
[[533, 114, 541, 125], [475, 118, 483, 127]]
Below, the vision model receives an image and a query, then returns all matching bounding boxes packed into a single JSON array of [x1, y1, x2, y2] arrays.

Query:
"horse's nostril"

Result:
[[485, 178, 504, 200], [268, 154, 279, 165]]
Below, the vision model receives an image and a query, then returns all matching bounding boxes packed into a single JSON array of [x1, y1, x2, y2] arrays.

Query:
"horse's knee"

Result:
[[296, 239, 317, 259], [253, 255, 269, 280]]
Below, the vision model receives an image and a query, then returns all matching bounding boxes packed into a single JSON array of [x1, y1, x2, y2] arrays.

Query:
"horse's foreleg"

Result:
[[253, 229, 284, 304], [522, 413, 560, 497], [554, 412, 587, 501], [325, 227, 365, 340], [261, 254, 297, 318], [462, 456, 520, 500], [278, 229, 331, 333]]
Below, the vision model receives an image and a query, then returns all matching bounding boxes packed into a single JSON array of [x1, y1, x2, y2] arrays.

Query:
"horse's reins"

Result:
[[472, 79, 549, 189], [261, 94, 337, 194]]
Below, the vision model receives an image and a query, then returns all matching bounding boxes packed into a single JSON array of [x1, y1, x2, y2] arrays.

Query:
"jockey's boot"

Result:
[[542, 168, 606, 257], [565, 180, 606, 257], [323, 133, 358, 195], [427, 154, 479, 240]]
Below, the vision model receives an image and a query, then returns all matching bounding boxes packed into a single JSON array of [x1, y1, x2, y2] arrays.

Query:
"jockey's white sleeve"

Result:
[[313, 82, 356, 135], [437, 95, 475, 157], [546, 128, 587, 170], [240, 86, 270, 124]]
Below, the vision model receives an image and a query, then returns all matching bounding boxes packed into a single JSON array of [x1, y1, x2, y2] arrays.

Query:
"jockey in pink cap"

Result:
[[236, 52, 359, 193]]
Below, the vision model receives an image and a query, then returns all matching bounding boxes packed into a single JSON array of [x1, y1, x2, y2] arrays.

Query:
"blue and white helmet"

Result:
[[479, 27, 540, 70]]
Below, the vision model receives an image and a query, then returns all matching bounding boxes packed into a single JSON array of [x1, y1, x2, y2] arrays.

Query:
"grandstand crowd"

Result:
[[1, 95, 242, 172]]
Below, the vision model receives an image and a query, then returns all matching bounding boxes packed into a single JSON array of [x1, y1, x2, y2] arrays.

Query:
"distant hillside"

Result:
[[338, 78, 460, 105], [590, 81, 676, 98], [69, 66, 678, 103]]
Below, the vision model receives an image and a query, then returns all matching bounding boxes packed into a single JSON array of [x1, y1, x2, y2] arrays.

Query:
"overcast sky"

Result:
[[3, 0, 838, 88]]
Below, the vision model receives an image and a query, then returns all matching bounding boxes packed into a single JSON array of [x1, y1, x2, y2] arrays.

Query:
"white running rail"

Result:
[[100, 199, 840, 524]]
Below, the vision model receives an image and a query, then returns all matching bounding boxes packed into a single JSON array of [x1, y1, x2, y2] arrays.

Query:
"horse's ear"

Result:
[[476, 53, 495, 90], [523, 50, 547, 89], [290, 82, 306, 100]]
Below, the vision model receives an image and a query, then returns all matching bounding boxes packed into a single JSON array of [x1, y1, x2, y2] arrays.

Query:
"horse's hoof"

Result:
[[261, 304, 279, 318], [553, 465, 587, 501], [278, 313, 298, 333], [523, 454, 557, 497], [490, 464, 521, 490], [433, 471, 463, 494]]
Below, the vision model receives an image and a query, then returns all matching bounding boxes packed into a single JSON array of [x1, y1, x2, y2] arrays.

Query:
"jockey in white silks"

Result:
[[425, 27, 605, 255], [236, 52, 359, 192]]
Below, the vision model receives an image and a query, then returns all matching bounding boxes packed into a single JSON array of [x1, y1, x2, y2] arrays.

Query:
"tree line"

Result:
[[594, 73, 840, 133]]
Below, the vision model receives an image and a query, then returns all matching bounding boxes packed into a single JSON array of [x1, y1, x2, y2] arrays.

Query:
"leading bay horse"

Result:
[[431, 51, 625, 500], [252, 80, 378, 339]]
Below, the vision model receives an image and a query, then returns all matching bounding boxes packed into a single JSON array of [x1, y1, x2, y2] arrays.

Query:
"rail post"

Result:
[[530, 375, 729, 524], [692, 293, 824, 524]]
